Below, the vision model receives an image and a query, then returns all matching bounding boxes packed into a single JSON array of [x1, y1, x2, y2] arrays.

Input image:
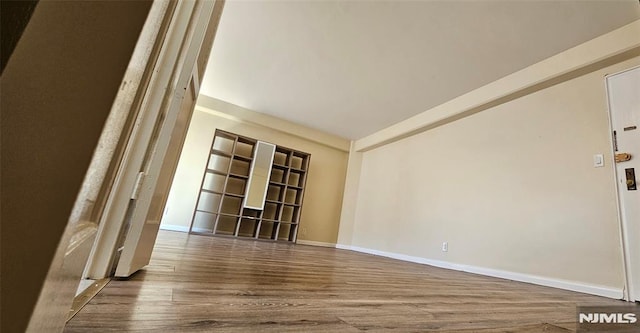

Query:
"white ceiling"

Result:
[[200, 0, 639, 140]]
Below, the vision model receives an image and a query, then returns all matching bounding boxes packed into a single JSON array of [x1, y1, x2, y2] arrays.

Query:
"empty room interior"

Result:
[[2, 0, 640, 332]]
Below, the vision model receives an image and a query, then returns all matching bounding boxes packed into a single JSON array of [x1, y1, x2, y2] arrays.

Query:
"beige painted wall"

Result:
[[345, 56, 639, 292], [161, 101, 349, 244]]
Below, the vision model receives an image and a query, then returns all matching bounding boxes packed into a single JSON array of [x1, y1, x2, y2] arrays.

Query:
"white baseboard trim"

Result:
[[336, 244, 623, 300], [159, 224, 190, 233], [296, 240, 336, 248]]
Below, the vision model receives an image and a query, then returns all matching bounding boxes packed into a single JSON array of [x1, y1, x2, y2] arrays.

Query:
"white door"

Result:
[[114, 0, 224, 277], [115, 78, 198, 276], [606, 66, 640, 302]]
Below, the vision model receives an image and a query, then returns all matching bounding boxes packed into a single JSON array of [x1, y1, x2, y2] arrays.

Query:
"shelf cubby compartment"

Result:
[[277, 223, 297, 241], [262, 202, 280, 220], [219, 195, 243, 216], [281, 205, 299, 223], [196, 191, 222, 213], [229, 159, 250, 178], [237, 217, 258, 237], [215, 214, 239, 235], [266, 184, 284, 202], [258, 221, 276, 240], [273, 149, 289, 167], [287, 170, 303, 187], [202, 172, 226, 193], [207, 155, 230, 173], [284, 188, 302, 205], [289, 153, 305, 170], [192, 211, 217, 233], [234, 138, 255, 160], [270, 168, 287, 184], [225, 177, 246, 196], [241, 208, 261, 219], [212, 134, 234, 155]]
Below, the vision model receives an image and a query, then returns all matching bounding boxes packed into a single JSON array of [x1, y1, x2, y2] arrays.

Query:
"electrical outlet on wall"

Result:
[[442, 242, 448, 252], [300, 226, 308, 236]]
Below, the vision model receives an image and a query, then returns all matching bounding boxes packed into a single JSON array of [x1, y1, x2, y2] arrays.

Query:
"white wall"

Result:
[[161, 98, 350, 244], [339, 22, 640, 298]]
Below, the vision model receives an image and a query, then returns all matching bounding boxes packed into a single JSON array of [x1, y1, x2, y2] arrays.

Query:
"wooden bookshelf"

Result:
[[189, 129, 310, 242]]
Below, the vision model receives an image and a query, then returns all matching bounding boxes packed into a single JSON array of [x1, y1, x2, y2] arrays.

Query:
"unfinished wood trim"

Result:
[[66, 278, 110, 322]]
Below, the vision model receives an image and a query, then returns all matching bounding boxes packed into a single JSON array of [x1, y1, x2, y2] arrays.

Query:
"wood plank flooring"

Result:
[[65, 230, 628, 332]]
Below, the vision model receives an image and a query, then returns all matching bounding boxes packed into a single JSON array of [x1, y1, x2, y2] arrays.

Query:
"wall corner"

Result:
[[337, 141, 364, 246]]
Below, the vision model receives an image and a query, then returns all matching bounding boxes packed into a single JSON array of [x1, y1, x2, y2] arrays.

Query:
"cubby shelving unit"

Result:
[[190, 129, 310, 243]]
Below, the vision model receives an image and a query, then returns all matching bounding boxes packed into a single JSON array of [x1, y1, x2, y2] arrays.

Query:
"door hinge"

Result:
[[131, 172, 146, 200]]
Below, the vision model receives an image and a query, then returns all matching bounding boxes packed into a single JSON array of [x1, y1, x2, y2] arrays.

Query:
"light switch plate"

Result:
[[593, 154, 604, 168]]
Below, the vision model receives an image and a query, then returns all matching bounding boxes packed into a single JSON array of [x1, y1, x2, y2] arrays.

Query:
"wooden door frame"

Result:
[[85, 0, 224, 280], [115, 0, 223, 277]]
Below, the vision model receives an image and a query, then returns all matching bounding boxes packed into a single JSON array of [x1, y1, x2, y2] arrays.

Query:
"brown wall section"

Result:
[[0, 1, 152, 331], [0, 0, 39, 74]]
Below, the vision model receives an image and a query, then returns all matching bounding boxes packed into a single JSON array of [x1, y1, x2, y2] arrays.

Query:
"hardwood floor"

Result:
[[65, 230, 627, 332]]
